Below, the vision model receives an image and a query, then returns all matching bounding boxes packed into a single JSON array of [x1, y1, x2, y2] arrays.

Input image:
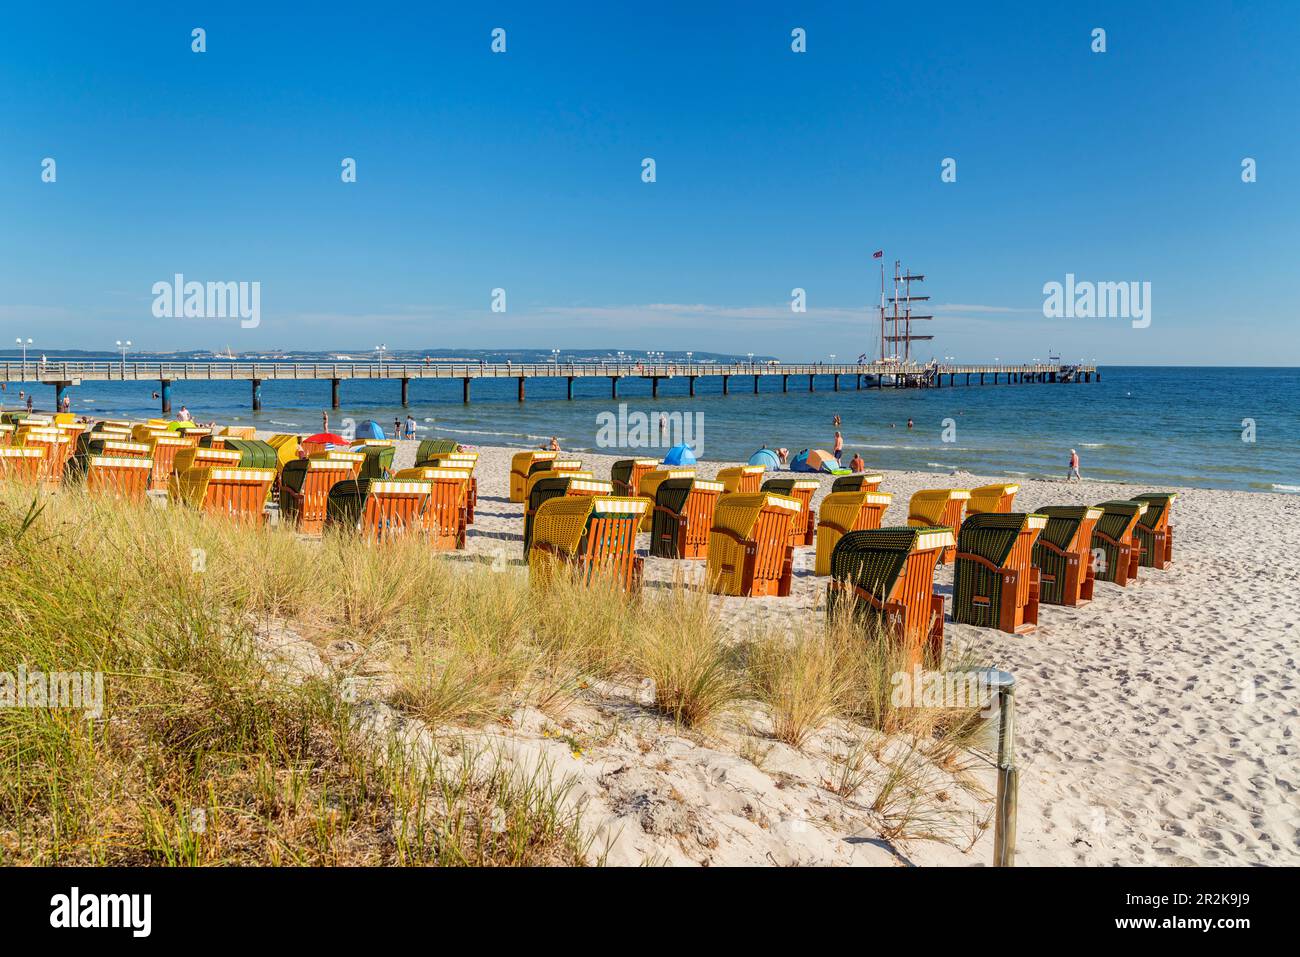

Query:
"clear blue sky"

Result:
[[1, 1, 1296, 363]]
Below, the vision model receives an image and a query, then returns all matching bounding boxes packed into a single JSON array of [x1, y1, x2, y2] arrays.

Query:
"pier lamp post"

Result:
[[116, 339, 132, 377], [375, 344, 387, 374], [16, 337, 32, 379]]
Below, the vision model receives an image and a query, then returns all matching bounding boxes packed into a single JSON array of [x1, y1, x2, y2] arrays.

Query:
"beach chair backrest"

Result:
[[524, 468, 595, 503], [952, 513, 1046, 630], [967, 483, 1020, 515], [761, 477, 820, 543], [85, 455, 154, 500], [650, 477, 723, 558], [718, 464, 766, 494], [361, 479, 431, 540], [814, 490, 893, 576], [199, 467, 276, 523], [175, 446, 242, 474], [530, 494, 647, 589], [417, 438, 461, 463], [393, 467, 471, 546], [145, 435, 188, 489], [280, 459, 353, 532], [312, 449, 366, 477], [266, 433, 300, 470]]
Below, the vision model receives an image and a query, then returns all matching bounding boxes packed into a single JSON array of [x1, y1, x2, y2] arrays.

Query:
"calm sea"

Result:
[[8, 365, 1296, 493]]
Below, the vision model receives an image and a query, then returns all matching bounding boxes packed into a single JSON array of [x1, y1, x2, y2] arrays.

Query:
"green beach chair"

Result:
[[1090, 500, 1147, 587], [952, 512, 1046, 634], [1130, 493, 1177, 569], [1032, 506, 1102, 606]]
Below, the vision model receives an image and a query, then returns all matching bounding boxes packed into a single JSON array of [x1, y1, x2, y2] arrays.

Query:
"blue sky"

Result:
[[1, 1, 1296, 363]]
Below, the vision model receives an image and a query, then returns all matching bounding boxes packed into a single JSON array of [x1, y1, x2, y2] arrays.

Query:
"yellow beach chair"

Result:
[[906, 488, 970, 563], [717, 464, 766, 494], [635, 467, 697, 530], [173, 446, 242, 475], [706, 492, 802, 597], [510, 451, 559, 502], [966, 483, 1020, 516], [310, 449, 366, 478], [421, 452, 479, 522], [814, 490, 893, 575], [530, 495, 647, 591]]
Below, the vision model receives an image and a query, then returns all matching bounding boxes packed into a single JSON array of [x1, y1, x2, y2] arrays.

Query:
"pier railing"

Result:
[[0, 360, 1094, 383]]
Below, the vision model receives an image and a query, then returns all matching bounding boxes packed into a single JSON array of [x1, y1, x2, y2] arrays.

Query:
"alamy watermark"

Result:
[[890, 665, 1001, 716], [1042, 273, 1151, 328], [1, 665, 104, 719], [152, 274, 261, 328], [595, 403, 703, 456]]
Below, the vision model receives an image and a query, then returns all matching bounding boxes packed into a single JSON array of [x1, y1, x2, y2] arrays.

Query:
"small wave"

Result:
[[1271, 483, 1300, 493], [1081, 442, 1105, 448], [268, 420, 299, 427]]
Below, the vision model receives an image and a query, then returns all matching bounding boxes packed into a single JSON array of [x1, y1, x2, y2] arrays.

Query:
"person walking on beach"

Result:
[[405, 414, 416, 439], [393, 418, 402, 439], [849, 451, 865, 472], [25, 393, 33, 412], [1067, 448, 1081, 482], [833, 430, 844, 465]]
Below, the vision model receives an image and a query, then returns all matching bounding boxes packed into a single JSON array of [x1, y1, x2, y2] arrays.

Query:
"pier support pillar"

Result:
[[651, 376, 660, 398], [808, 375, 815, 393], [782, 374, 788, 393], [331, 378, 341, 408], [833, 374, 839, 392], [753, 375, 759, 394], [462, 377, 471, 404], [517, 377, 525, 403], [722, 375, 729, 395], [856, 374, 862, 390], [611, 376, 619, 399], [53, 381, 71, 410], [251, 378, 262, 412], [401, 377, 410, 407], [567, 376, 574, 399], [688, 376, 696, 396], [160, 379, 172, 415]]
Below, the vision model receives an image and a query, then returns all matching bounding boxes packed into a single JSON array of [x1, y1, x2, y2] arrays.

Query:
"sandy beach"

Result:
[[252, 435, 1298, 867]]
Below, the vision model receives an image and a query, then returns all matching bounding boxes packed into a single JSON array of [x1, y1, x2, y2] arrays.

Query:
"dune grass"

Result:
[[0, 479, 997, 862]]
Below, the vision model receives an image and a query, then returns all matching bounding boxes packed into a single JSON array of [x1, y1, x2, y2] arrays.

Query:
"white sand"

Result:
[[266, 433, 1300, 865]]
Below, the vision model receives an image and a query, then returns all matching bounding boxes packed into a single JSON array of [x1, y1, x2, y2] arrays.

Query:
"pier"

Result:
[[0, 359, 1099, 414]]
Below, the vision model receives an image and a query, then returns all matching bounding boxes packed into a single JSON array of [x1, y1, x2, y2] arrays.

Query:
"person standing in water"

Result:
[[322, 411, 329, 432], [1067, 448, 1081, 481], [833, 430, 844, 465]]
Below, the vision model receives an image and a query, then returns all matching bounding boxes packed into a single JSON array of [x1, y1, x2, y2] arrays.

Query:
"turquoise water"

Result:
[[10, 366, 1297, 493]]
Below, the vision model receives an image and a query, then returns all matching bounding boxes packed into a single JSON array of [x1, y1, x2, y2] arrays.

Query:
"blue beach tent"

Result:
[[748, 448, 780, 470], [354, 419, 386, 440], [663, 444, 697, 466]]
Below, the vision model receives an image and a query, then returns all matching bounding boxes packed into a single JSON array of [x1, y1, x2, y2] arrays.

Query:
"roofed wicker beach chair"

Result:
[[279, 459, 354, 534], [510, 451, 559, 502], [529, 495, 647, 591], [169, 466, 277, 524], [309, 449, 365, 478], [221, 426, 257, 441], [393, 467, 472, 549], [826, 526, 954, 669], [17, 430, 70, 489], [419, 452, 480, 522], [761, 477, 820, 546], [952, 512, 1045, 634], [55, 422, 85, 456], [635, 467, 697, 530], [0, 447, 45, 484], [1130, 492, 1177, 569], [649, 476, 724, 559], [84, 455, 154, 501], [831, 472, 885, 493], [611, 458, 659, 497], [523, 468, 594, 510], [523, 475, 612, 553], [907, 488, 970, 563], [706, 492, 802, 597], [131, 423, 171, 444], [416, 438, 460, 464], [966, 483, 1020, 516], [66, 437, 151, 484], [0, 424, 13, 448], [717, 464, 766, 494], [1090, 500, 1147, 587], [813, 489, 893, 575], [326, 478, 431, 541], [1032, 505, 1102, 606]]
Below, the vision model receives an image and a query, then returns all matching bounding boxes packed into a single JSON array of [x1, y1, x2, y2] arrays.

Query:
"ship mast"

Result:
[[882, 260, 934, 364]]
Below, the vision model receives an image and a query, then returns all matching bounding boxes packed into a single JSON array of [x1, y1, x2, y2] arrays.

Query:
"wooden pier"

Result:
[[0, 359, 1099, 415]]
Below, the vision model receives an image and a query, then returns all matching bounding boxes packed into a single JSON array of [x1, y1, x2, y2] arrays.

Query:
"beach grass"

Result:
[[0, 479, 995, 863]]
